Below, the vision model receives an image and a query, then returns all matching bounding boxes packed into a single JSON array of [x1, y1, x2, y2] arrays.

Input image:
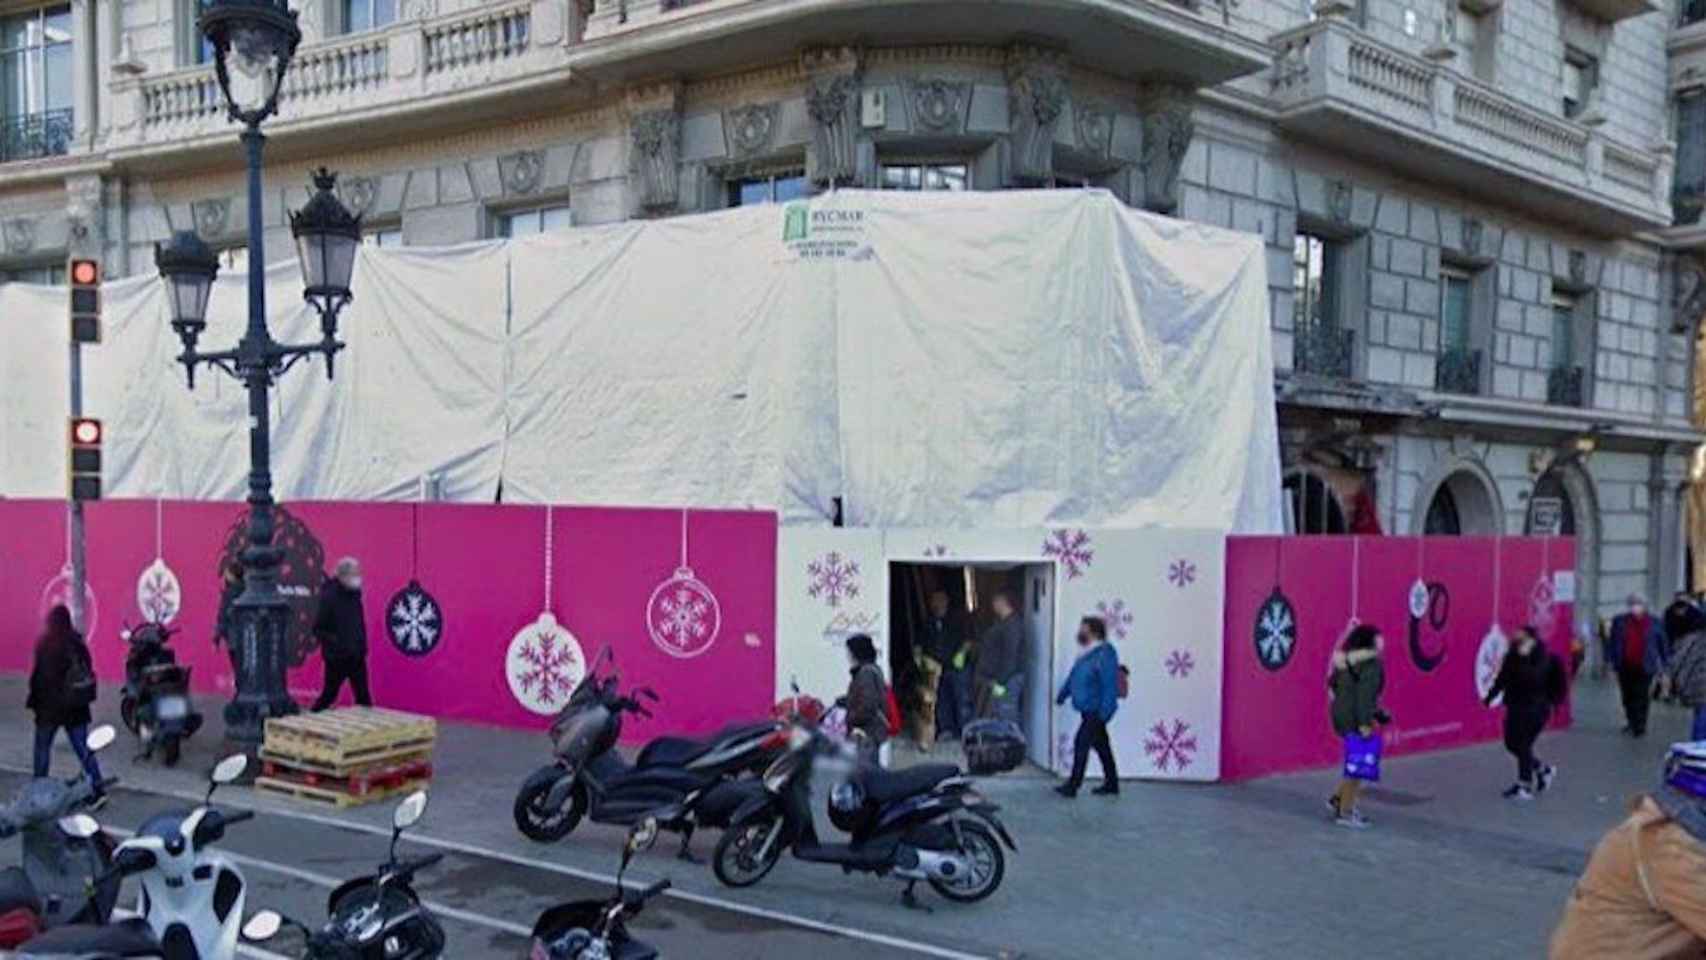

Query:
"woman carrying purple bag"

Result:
[[1327, 624, 1388, 829]]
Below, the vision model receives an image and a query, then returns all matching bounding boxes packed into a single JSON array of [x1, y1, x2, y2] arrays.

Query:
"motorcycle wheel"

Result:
[[120, 697, 138, 735], [513, 776, 585, 843], [712, 817, 783, 888], [161, 735, 180, 767], [927, 821, 1005, 903]]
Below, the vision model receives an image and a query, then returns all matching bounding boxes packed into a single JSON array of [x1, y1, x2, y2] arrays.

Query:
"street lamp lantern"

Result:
[[198, 0, 301, 126], [291, 168, 361, 356], [154, 231, 220, 385]]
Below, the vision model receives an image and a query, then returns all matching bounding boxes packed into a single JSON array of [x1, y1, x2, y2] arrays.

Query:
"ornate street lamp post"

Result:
[[155, 0, 361, 745]]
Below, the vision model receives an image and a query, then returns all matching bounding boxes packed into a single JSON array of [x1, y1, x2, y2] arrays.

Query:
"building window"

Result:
[[1292, 232, 1357, 378], [1562, 50, 1598, 120], [1548, 292, 1586, 407], [1049, 174, 1091, 189], [1684, 0, 1706, 27], [1676, 89, 1706, 225], [1, 263, 65, 285], [1283, 471, 1347, 535], [363, 227, 403, 248], [879, 163, 968, 191], [496, 204, 572, 238], [727, 172, 806, 207], [0, 5, 73, 163], [341, 0, 397, 33], [216, 246, 248, 273], [1435, 266, 1481, 394]]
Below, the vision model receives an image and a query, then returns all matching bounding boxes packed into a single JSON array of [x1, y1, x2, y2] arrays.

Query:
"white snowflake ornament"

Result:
[[646, 567, 721, 659], [1253, 587, 1296, 671], [506, 612, 587, 716], [136, 558, 182, 625], [387, 580, 443, 657], [1408, 579, 1430, 620], [1476, 625, 1508, 707]]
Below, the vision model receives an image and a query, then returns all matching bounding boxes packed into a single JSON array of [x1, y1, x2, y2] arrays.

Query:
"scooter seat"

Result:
[[636, 722, 774, 769], [0, 867, 39, 915], [18, 917, 160, 956], [860, 763, 959, 804]]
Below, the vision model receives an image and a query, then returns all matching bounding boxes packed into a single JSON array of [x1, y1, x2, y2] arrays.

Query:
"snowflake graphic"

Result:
[[1476, 625, 1508, 708], [137, 558, 181, 625], [1042, 529, 1094, 579], [1165, 650, 1195, 678], [1254, 591, 1297, 671], [646, 569, 721, 659], [1094, 599, 1134, 640], [806, 552, 861, 608], [1144, 719, 1199, 773], [1528, 576, 1557, 636], [506, 613, 586, 715], [387, 582, 442, 656], [1167, 559, 1197, 589]]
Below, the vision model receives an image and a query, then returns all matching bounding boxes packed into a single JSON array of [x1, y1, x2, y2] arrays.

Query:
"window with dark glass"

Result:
[[1550, 295, 1575, 368], [1684, 0, 1706, 28], [1440, 270, 1472, 351], [363, 228, 403, 248], [1, 263, 65, 285], [497, 205, 572, 238], [1284, 471, 1347, 535], [1562, 51, 1598, 119], [727, 172, 807, 207], [1676, 89, 1706, 224], [879, 163, 968, 191], [1293, 234, 1338, 329], [342, 0, 397, 33], [0, 5, 73, 161]]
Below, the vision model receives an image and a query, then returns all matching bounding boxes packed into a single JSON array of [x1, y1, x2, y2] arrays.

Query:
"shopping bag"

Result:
[[1342, 732, 1382, 782]]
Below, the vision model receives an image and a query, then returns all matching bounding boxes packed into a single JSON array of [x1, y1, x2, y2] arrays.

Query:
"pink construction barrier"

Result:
[[0, 499, 776, 741], [1222, 536, 1577, 782]]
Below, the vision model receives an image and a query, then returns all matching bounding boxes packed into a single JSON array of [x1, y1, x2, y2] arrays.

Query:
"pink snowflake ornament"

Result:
[[506, 612, 587, 716], [646, 566, 721, 659], [1042, 529, 1093, 579], [39, 564, 98, 638], [136, 558, 182, 625], [806, 552, 861, 608], [1144, 719, 1198, 773]]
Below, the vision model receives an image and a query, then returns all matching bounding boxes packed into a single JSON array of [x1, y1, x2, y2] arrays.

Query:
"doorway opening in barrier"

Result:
[[888, 560, 1056, 772]]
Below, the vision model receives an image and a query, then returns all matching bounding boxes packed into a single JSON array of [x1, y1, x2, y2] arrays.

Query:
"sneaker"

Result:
[[1537, 765, 1557, 793], [87, 792, 109, 813], [1326, 795, 1341, 818], [1053, 784, 1078, 799], [1502, 783, 1534, 801], [1335, 810, 1371, 830]]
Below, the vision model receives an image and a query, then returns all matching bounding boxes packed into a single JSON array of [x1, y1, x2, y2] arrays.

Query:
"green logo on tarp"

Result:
[[782, 203, 808, 242]]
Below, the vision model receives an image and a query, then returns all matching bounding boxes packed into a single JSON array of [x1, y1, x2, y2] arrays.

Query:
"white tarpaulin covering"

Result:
[[0, 190, 1281, 533]]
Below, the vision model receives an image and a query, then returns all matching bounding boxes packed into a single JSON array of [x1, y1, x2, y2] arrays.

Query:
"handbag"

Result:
[[1342, 731, 1382, 782]]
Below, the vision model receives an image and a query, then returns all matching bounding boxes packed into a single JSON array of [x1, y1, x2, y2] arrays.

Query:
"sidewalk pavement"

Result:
[[0, 671, 1691, 959]]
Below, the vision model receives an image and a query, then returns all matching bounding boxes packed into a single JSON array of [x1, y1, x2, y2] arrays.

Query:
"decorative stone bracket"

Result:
[[1672, 251, 1706, 335], [1006, 47, 1068, 185], [803, 47, 861, 189], [1140, 83, 1195, 215], [631, 109, 682, 213]]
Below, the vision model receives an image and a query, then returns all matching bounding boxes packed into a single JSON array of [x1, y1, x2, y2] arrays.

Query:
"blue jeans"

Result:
[[936, 669, 971, 738], [34, 723, 103, 785], [1692, 706, 1706, 742]]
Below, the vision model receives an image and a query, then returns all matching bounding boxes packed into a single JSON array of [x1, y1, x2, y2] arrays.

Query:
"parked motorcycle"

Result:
[[711, 721, 1015, 906], [512, 647, 781, 858], [13, 813, 168, 959], [0, 725, 121, 946], [528, 818, 671, 960], [119, 623, 203, 767]]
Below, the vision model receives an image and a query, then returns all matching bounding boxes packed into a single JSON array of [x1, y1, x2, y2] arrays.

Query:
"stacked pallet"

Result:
[[256, 708, 437, 808]]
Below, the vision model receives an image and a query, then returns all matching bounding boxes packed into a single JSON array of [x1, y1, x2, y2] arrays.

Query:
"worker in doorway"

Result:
[[975, 590, 1024, 724], [923, 589, 972, 742], [1605, 593, 1668, 738]]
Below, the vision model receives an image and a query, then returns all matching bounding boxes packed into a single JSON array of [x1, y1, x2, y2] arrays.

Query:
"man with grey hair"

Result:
[[1605, 592, 1668, 738], [311, 556, 372, 711]]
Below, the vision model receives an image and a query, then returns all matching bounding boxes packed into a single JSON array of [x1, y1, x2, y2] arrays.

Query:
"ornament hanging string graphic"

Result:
[[506, 504, 587, 715], [544, 504, 555, 608], [155, 497, 164, 560], [1346, 537, 1361, 632]]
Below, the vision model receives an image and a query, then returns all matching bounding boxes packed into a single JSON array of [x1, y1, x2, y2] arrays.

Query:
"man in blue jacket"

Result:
[[1055, 616, 1121, 797], [1605, 592, 1669, 738]]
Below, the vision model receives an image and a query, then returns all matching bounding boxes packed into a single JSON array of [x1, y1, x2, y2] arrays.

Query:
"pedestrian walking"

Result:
[[213, 559, 245, 682], [1054, 616, 1120, 798], [311, 557, 373, 711], [1327, 624, 1387, 829], [843, 633, 891, 766], [1668, 614, 1706, 741], [1605, 593, 1668, 738], [974, 591, 1024, 723], [1484, 625, 1566, 800], [27, 605, 106, 808]]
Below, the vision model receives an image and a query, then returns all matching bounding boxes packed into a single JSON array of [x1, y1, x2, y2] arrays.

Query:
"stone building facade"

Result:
[[1, 0, 1702, 624]]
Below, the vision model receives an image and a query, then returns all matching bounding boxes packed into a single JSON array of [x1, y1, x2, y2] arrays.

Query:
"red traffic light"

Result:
[[69, 418, 102, 447], [69, 259, 98, 286]]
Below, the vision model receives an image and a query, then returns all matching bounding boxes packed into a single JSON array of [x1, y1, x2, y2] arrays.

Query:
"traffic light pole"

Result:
[[67, 338, 87, 635]]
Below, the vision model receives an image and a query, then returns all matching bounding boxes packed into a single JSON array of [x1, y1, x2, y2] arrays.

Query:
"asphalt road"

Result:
[[0, 771, 951, 960]]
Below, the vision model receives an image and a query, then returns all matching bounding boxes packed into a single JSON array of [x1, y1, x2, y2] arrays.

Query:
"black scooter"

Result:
[[528, 819, 671, 960], [120, 623, 202, 767], [711, 722, 1016, 907], [513, 648, 781, 859], [241, 789, 445, 959]]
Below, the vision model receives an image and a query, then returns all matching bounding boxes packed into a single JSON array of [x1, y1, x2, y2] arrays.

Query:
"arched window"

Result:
[[1284, 470, 1347, 534], [1422, 469, 1501, 535], [1424, 484, 1462, 534]]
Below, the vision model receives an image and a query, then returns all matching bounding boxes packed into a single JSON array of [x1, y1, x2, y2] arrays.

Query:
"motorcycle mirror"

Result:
[[631, 817, 659, 852], [208, 753, 248, 802], [85, 726, 116, 752], [393, 790, 428, 831], [242, 911, 283, 942], [57, 814, 99, 839]]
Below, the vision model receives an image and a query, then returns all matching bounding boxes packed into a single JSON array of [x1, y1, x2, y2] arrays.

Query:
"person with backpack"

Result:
[[1327, 624, 1388, 829], [1054, 616, 1121, 798], [1484, 624, 1566, 800], [27, 605, 106, 807], [843, 633, 894, 766], [1666, 610, 1706, 741]]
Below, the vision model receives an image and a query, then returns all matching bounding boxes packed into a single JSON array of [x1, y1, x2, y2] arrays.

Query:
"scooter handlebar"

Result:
[[638, 878, 671, 901]]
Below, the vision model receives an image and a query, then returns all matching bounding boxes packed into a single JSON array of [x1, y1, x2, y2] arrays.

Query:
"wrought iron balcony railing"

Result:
[[1547, 365, 1586, 407], [1293, 323, 1356, 379], [1434, 347, 1482, 395], [0, 109, 73, 164]]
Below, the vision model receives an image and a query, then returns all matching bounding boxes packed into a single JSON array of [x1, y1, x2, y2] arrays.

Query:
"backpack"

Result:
[[1116, 664, 1130, 700], [63, 642, 97, 709], [883, 685, 902, 736]]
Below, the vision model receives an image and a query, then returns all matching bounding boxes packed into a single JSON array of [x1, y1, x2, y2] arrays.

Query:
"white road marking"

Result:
[[17, 767, 990, 960]]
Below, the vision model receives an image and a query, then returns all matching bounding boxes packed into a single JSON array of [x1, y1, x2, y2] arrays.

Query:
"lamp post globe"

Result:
[[198, 0, 301, 126], [291, 168, 361, 375], [154, 231, 220, 387]]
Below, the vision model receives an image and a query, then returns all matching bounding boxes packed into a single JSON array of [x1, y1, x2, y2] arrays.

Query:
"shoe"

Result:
[[1092, 784, 1119, 796], [1502, 783, 1534, 801], [1335, 810, 1371, 830], [87, 792, 109, 813], [1537, 765, 1557, 793], [1326, 795, 1341, 818], [1054, 784, 1078, 798]]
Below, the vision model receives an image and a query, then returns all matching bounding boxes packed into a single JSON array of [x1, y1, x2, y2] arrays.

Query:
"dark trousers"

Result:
[[936, 669, 970, 738], [34, 723, 102, 784], [1618, 666, 1652, 735], [1504, 707, 1547, 784], [312, 655, 372, 711], [1066, 714, 1118, 789]]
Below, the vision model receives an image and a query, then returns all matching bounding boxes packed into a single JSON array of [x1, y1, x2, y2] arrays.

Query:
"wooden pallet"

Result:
[[258, 755, 434, 796], [260, 743, 433, 777], [254, 773, 429, 809], [262, 707, 436, 769]]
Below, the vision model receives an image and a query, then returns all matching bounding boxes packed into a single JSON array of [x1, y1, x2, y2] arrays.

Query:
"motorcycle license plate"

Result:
[[156, 697, 188, 720]]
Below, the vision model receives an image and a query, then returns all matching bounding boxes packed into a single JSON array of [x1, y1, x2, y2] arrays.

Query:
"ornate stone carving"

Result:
[[192, 198, 230, 238], [1325, 178, 1353, 225], [1075, 102, 1113, 157], [805, 72, 860, 187], [499, 151, 544, 196], [1461, 217, 1483, 257], [725, 104, 779, 158], [906, 78, 966, 133], [1140, 84, 1195, 215], [400, 0, 437, 19], [630, 110, 681, 212], [338, 176, 378, 217], [1568, 249, 1587, 287], [2, 218, 35, 256], [1673, 253, 1706, 334], [1007, 50, 1067, 185]]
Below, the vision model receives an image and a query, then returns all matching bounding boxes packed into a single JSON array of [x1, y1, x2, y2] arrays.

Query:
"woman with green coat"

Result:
[[1328, 624, 1387, 829]]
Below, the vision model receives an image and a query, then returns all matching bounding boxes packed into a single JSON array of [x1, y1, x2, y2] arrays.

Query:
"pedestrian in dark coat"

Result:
[[1605, 593, 1668, 738], [27, 605, 105, 798], [974, 591, 1024, 722], [311, 557, 372, 711], [1054, 616, 1121, 798], [1327, 624, 1386, 829], [921, 590, 971, 742], [843, 633, 890, 765], [1486, 625, 1565, 800]]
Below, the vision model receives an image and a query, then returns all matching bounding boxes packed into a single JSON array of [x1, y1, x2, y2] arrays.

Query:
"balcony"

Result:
[[0, 109, 73, 164], [1434, 347, 1482, 395], [1294, 323, 1357, 379], [1547, 365, 1586, 407], [1269, 17, 1671, 235]]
